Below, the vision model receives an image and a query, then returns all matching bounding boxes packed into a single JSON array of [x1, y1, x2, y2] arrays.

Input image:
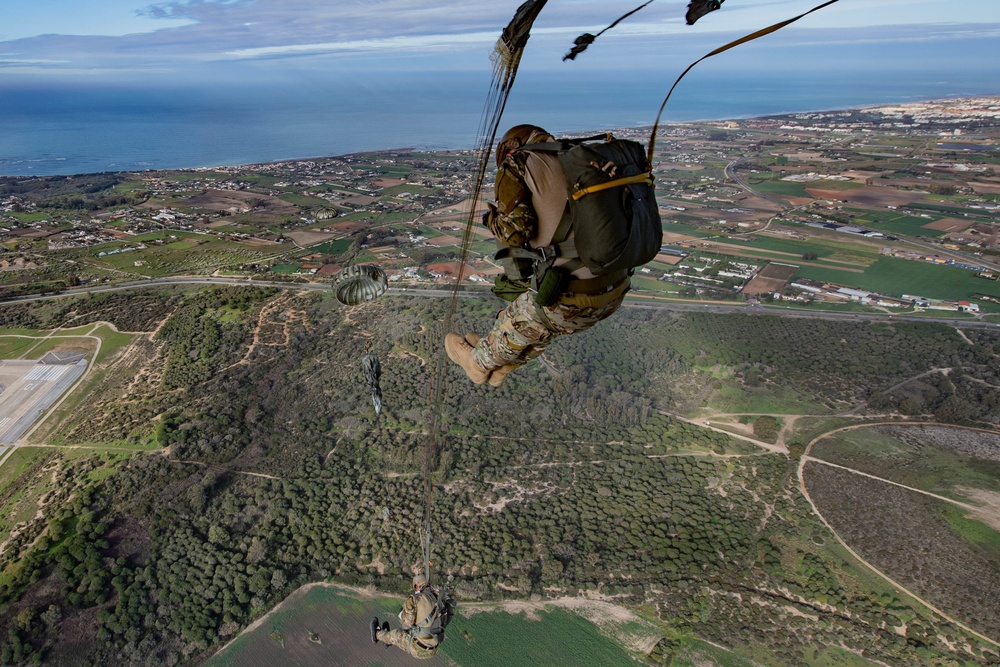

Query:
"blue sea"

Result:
[[2, 69, 998, 177]]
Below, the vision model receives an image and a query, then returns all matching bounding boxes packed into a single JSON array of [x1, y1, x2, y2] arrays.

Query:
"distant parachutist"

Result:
[[360, 351, 382, 417]]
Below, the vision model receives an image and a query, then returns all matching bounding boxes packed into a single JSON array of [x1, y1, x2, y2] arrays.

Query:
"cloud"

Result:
[[225, 30, 500, 59], [2, 0, 999, 80]]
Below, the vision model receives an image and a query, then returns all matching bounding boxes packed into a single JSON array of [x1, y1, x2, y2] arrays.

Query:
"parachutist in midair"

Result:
[[371, 573, 455, 659], [360, 350, 382, 417]]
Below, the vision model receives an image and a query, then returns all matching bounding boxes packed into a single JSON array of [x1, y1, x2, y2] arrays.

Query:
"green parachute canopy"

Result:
[[332, 264, 388, 306]]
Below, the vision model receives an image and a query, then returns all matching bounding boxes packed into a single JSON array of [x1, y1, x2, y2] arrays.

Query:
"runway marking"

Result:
[[24, 365, 70, 382]]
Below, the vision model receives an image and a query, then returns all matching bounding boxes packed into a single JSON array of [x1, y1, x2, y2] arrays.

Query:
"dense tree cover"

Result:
[[0, 288, 187, 333], [1, 290, 998, 666]]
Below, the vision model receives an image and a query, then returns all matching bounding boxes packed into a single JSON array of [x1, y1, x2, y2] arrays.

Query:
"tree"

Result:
[[753, 416, 780, 440]]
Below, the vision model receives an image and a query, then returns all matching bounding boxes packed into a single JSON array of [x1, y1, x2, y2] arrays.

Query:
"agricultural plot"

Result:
[[793, 256, 1000, 304], [311, 238, 353, 256], [848, 209, 948, 238], [803, 462, 1000, 640], [742, 262, 798, 296]]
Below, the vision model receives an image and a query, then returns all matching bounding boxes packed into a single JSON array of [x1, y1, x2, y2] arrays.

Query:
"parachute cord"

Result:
[[646, 0, 840, 164], [418, 3, 542, 581]]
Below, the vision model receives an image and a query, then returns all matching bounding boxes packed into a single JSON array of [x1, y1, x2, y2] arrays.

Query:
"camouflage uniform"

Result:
[[376, 587, 441, 659], [473, 128, 630, 371]]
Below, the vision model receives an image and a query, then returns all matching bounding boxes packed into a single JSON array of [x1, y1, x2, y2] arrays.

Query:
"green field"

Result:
[[793, 256, 1000, 303], [0, 335, 42, 359], [705, 382, 836, 416], [312, 238, 354, 255], [848, 209, 947, 238], [270, 263, 301, 274], [208, 585, 653, 667], [745, 179, 811, 198]]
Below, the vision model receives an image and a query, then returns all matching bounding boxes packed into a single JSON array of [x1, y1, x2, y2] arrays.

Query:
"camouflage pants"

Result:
[[376, 628, 439, 659], [471, 283, 627, 370]]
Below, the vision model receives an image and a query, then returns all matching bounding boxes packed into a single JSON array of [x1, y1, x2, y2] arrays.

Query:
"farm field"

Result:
[[793, 256, 1000, 304], [848, 209, 948, 238], [208, 585, 651, 667]]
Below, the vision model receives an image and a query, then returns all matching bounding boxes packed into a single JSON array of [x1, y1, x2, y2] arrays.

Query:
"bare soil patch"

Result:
[[744, 262, 799, 295], [426, 234, 460, 247], [836, 186, 924, 207], [427, 261, 479, 278], [970, 180, 1000, 195], [661, 231, 698, 244], [653, 254, 684, 265], [923, 217, 973, 232], [286, 230, 337, 246], [184, 189, 299, 215], [806, 188, 852, 201], [957, 486, 1000, 533]]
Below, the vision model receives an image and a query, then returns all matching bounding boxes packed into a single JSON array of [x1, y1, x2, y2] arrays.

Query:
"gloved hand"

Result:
[[482, 202, 498, 228]]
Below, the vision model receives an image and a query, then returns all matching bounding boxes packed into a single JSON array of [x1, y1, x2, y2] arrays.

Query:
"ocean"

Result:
[[2, 69, 998, 177]]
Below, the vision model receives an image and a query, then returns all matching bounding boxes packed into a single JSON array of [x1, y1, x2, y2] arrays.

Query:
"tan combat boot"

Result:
[[445, 333, 490, 385], [464, 333, 518, 387]]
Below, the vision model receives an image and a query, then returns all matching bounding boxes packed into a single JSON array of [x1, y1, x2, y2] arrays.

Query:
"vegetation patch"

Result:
[[804, 462, 1000, 639]]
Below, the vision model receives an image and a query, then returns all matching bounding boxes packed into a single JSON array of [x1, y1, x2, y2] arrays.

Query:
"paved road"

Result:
[[2, 276, 996, 330]]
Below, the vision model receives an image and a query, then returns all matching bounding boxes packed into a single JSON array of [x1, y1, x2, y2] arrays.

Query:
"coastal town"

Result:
[[1, 97, 998, 314]]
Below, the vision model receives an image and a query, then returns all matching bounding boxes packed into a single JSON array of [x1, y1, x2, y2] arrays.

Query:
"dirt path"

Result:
[[670, 411, 788, 454], [797, 422, 1000, 648]]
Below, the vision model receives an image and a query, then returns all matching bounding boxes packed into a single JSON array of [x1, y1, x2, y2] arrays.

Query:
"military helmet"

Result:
[[496, 124, 553, 166], [413, 572, 428, 588]]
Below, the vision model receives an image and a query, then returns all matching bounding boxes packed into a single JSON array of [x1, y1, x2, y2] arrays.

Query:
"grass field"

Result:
[[848, 209, 947, 238], [208, 585, 653, 667], [0, 335, 42, 359], [705, 382, 836, 416], [446, 607, 641, 666], [794, 256, 1000, 303], [311, 238, 353, 255], [745, 179, 811, 198]]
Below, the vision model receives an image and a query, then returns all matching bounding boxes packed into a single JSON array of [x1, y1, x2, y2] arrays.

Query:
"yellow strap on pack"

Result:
[[571, 172, 654, 201]]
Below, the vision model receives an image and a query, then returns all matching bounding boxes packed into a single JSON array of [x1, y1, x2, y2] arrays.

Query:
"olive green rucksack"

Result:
[[493, 134, 662, 301]]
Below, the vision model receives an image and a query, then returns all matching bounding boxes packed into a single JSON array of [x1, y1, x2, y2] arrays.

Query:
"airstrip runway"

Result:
[[0, 355, 87, 444]]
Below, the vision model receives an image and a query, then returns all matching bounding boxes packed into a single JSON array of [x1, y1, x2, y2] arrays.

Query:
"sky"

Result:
[[2, 0, 999, 84]]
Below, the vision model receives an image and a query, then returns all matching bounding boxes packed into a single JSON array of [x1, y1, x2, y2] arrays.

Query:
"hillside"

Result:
[[0, 286, 997, 665]]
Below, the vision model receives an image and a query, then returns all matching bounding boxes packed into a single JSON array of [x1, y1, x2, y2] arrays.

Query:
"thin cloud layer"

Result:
[[1, 0, 999, 78]]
